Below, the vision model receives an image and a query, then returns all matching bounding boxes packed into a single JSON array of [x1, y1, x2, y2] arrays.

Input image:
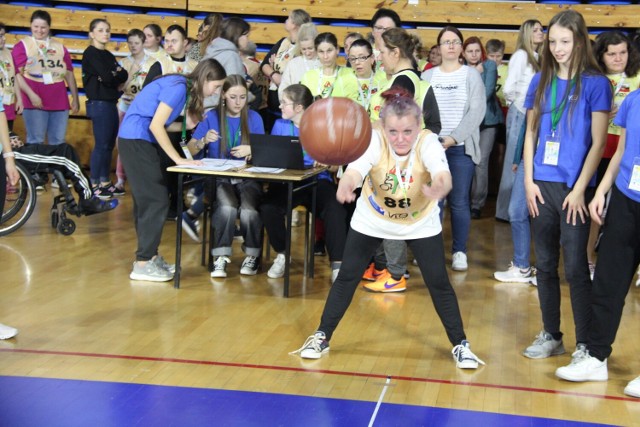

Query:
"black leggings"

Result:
[[318, 228, 466, 346]]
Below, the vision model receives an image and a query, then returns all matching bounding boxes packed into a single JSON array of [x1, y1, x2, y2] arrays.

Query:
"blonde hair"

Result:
[[293, 23, 318, 56]]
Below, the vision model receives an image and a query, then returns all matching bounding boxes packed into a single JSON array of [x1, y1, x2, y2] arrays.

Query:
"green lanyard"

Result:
[[550, 75, 575, 133], [225, 117, 242, 156], [179, 85, 192, 159]]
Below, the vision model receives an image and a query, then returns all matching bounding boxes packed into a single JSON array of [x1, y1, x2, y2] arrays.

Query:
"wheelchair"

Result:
[[1, 160, 82, 236]]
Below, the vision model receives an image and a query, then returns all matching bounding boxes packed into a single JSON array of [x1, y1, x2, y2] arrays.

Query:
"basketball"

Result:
[[299, 97, 372, 166]]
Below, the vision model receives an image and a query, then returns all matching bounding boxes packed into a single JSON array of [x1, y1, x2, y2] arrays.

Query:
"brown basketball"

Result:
[[299, 97, 372, 166]]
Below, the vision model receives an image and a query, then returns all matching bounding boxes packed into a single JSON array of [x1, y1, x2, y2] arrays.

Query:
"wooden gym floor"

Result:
[[0, 188, 638, 426]]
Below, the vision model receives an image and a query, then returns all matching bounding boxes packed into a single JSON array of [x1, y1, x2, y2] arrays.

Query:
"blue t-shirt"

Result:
[[613, 89, 640, 203], [524, 72, 611, 187], [272, 118, 331, 181], [118, 75, 188, 143], [192, 109, 265, 159]]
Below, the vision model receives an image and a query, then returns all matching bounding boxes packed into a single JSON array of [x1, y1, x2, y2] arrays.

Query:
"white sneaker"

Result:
[[494, 262, 537, 285], [130, 260, 173, 282], [452, 340, 485, 369], [588, 262, 596, 281], [0, 323, 18, 339], [523, 331, 566, 359], [240, 255, 259, 275], [331, 268, 339, 283], [289, 331, 330, 359], [211, 256, 231, 278], [268, 253, 286, 279], [624, 376, 640, 398], [556, 349, 608, 382], [452, 252, 468, 271], [635, 266, 640, 287]]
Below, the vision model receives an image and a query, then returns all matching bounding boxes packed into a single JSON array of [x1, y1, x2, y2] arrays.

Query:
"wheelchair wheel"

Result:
[[0, 162, 37, 236], [57, 218, 76, 236]]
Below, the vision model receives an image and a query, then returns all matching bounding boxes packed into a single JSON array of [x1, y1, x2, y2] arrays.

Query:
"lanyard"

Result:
[[179, 84, 192, 160], [357, 74, 374, 111], [611, 73, 627, 98], [393, 147, 416, 204], [317, 66, 340, 98], [225, 117, 242, 156], [550, 75, 575, 132]]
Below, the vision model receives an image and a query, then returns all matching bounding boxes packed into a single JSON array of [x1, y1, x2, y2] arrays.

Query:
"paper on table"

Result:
[[178, 158, 246, 171], [245, 167, 285, 174]]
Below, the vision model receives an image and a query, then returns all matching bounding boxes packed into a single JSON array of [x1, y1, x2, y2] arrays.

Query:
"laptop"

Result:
[[249, 134, 310, 170]]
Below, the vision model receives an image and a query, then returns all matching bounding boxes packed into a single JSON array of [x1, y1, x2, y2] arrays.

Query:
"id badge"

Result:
[[2, 92, 14, 105], [629, 156, 640, 192], [543, 132, 560, 166], [179, 139, 193, 160], [42, 72, 54, 85]]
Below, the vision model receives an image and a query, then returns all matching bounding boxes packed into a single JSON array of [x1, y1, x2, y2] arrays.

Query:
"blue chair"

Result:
[[54, 4, 96, 11], [146, 10, 185, 17], [8, 1, 51, 6], [331, 21, 367, 27], [55, 33, 89, 40], [100, 8, 141, 14], [244, 17, 279, 23]]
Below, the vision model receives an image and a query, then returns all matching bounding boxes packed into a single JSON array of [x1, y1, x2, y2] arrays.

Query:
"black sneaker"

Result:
[[240, 255, 259, 275], [111, 185, 126, 197], [79, 197, 119, 215], [314, 240, 326, 256], [471, 209, 481, 220], [93, 186, 112, 200]]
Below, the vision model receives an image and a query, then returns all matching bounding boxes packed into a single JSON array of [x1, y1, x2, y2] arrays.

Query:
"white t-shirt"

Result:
[[348, 130, 450, 239], [429, 66, 468, 143]]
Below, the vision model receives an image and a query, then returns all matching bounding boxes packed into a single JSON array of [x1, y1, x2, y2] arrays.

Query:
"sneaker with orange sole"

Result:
[[363, 270, 407, 292], [362, 263, 387, 282]]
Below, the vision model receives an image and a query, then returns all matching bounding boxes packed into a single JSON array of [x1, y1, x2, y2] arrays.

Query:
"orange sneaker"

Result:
[[363, 271, 407, 293], [362, 263, 387, 281]]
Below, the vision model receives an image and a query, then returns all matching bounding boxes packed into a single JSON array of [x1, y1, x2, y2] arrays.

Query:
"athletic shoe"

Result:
[[211, 256, 231, 278], [636, 266, 640, 287], [109, 185, 125, 197], [290, 331, 330, 359], [452, 340, 485, 369], [93, 186, 112, 200], [624, 376, 640, 398], [412, 259, 418, 266], [363, 270, 407, 293], [79, 197, 119, 215], [181, 213, 201, 242], [314, 240, 326, 256], [267, 253, 286, 279], [130, 260, 173, 282], [523, 331, 566, 359], [494, 262, 537, 285], [154, 255, 175, 274], [0, 323, 18, 340], [403, 269, 410, 279], [240, 256, 259, 275], [362, 263, 386, 281], [331, 268, 339, 283], [470, 208, 481, 220], [556, 350, 608, 382], [588, 262, 596, 281], [452, 251, 468, 271]]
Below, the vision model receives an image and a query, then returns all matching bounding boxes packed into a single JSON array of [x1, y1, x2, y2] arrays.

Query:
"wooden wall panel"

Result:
[[187, 0, 640, 29], [55, 0, 186, 10]]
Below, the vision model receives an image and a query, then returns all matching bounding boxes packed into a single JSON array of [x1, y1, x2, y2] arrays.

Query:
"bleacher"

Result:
[[0, 0, 638, 163]]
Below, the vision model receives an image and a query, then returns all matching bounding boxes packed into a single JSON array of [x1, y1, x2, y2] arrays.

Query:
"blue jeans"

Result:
[[446, 145, 475, 254], [495, 105, 525, 221], [22, 108, 69, 145], [88, 100, 119, 184], [509, 160, 531, 268]]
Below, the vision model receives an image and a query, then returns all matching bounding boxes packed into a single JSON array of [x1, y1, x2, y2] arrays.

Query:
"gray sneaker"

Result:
[[154, 255, 175, 274], [130, 260, 173, 282], [523, 331, 566, 359]]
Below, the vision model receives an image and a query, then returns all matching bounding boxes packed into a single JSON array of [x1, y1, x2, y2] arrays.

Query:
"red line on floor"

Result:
[[1, 348, 635, 402]]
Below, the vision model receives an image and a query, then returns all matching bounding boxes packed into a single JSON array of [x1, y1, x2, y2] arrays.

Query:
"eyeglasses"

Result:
[[440, 40, 462, 47], [373, 25, 392, 33], [348, 54, 372, 63], [280, 102, 295, 108]]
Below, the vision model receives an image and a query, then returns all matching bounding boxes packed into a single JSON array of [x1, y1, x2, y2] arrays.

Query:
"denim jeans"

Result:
[[211, 180, 263, 257], [471, 126, 498, 211], [22, 108, 69, 145], [509, 160, 531, 268], [446, 145, 475, 254], [88, 100, 119, 184], [495, 105, 525, 221], [532, 180, 593, 344]]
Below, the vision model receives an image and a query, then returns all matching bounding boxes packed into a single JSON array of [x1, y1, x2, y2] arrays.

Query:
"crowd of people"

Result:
[[1, 7, 639, 396]]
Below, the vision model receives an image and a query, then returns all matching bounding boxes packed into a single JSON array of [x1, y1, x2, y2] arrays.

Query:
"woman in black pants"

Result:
[[291, 89, 485, 370]]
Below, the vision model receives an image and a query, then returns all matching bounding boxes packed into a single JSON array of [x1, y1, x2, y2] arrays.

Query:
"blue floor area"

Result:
[[0, 376, 617, 427]]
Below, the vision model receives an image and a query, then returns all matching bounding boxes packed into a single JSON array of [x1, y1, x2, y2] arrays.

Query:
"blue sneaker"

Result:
[[181, 212, 201, 242]]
